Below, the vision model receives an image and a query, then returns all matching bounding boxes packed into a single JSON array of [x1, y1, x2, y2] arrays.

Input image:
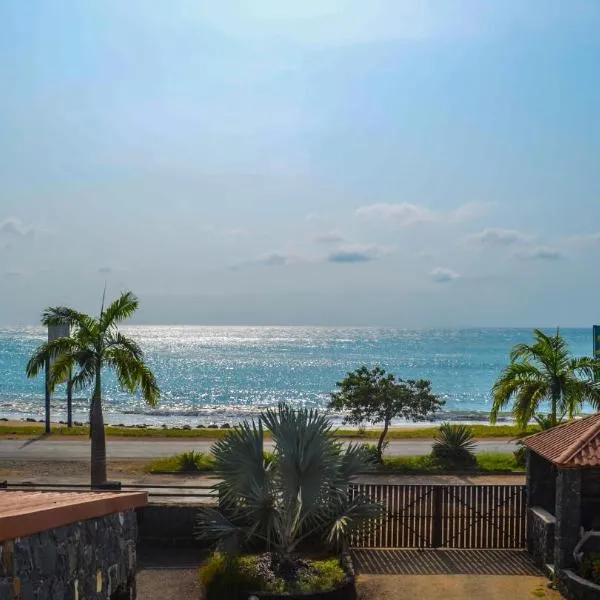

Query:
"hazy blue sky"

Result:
[[1, 1, 600, 326]]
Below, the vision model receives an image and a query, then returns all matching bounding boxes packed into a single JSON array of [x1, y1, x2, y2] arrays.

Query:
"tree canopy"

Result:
[[491, 328, 600, 430], [329, 366, 443, 458]]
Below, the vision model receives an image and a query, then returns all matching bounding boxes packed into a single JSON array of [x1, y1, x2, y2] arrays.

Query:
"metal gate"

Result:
[[350, 483, 526, 549]]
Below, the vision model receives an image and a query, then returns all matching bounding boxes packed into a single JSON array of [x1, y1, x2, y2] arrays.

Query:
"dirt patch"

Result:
[[357, 575, 562, 600], [0, 459, 148, 479]]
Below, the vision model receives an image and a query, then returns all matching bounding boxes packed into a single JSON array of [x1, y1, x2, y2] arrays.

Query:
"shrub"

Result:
[[513, 445, 527, 468], [198, 553, 254, 600], [431, 423, 477, 469], [362, 441, 389, 465], [579, 553, 600, 584], [178, 450, 204, 472]]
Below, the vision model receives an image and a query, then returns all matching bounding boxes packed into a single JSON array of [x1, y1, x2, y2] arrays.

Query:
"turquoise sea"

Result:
[[0, 326, 594, 427]]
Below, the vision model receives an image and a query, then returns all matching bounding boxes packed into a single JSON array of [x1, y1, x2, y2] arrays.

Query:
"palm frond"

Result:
[[41, 307, 98, 337], [25, 337, 80, 379], [195, 507, 245, 556], [100, 291, 139, 331], [105, 331, 143, 360], [104, 348, 160, 405]]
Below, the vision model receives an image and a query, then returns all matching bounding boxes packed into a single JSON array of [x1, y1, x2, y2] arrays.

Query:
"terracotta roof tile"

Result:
[[522, 413, 600, 467], [0, 490, 147, 542]]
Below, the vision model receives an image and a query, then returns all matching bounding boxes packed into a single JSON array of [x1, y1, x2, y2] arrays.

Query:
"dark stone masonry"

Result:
[[0, 511, 137, 600]]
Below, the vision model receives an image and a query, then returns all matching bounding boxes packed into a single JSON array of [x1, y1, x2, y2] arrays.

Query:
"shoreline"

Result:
[[0, 418, 535, 440]]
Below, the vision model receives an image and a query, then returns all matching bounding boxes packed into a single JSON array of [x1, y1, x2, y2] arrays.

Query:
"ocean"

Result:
[[0, 326, 594, 427]]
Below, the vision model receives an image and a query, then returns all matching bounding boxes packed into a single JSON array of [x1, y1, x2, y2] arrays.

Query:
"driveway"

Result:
[[357, 574, 561, 599]]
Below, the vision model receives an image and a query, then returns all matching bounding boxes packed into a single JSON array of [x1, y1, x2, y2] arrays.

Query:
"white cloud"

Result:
[[465, 228, 532, 246], [356, 202, 487, 226], [5, 271, 21, 278], [313, 230, 346, 244], [515, 247, 564, 261], [98, 267, 112, 274], [0, 217, 34, 237], [430, 267, 460, 282], [231, 250, 314, 269], [327, 243, 390, 263], [564, 232, 600, 248]]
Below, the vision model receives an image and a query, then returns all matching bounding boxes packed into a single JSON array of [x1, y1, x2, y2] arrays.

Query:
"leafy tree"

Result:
[[491, 328, 600, 430], [26, 291, 159, 485], [196, 404, 380, 575], [329, 366, 444, 460]]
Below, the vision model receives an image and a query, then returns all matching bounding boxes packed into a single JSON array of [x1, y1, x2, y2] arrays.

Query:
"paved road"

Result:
[[0, 438, 517, 460]]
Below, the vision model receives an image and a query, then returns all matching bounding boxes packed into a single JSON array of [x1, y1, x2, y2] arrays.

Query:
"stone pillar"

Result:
[[554, 468, 582, 571]]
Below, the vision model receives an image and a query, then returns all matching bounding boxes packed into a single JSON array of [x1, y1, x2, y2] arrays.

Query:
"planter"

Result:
[[559, 569, 600, 600], [242, 576, 357, 600]]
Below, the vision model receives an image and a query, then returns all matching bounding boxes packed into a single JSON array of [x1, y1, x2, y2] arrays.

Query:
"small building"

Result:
[[523, 413, 600, 599], [0, 490, 147, 599]]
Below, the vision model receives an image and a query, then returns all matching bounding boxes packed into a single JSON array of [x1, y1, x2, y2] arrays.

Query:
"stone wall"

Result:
[[527, 506, 555, 568], [0, 511, 137, 600], [558, 570, 600, 600]]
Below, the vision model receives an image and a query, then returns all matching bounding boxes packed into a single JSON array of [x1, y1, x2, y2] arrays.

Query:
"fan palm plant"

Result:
[[26, 291, 159, 485], [431, 423, 477, 468], [196, 404, 380, 576], [490, 328, 600, 430]]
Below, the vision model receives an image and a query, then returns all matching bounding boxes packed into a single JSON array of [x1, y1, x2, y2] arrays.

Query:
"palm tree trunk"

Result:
[[90, 366, 107, 486], [551, 392, 558, 427]]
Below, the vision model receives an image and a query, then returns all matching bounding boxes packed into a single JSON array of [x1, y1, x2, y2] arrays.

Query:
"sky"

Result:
[[1, 0, 600, 327]]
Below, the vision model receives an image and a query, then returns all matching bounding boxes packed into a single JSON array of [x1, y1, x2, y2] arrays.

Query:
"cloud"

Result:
[[465, 228, 532, 246], [0, 217, 34, 237], [305, 213, 321, 222], [98, 267, 112, 274], [313, 231, 346, 244], [327, 244, 390, 264], [515, 247, 564, 261], [430, 267, 460, 282], [564, 232, 600, 248], [231, 251, 313, 269], [355, 202, 487, 226], [5, 271, 21, 278]]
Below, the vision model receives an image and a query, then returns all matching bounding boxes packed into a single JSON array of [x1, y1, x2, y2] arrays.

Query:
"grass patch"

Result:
[[144, 451, 216, 473], [144, 450, 521, 474], [381, 452, 522, 473], [0, 423, 536, 440]]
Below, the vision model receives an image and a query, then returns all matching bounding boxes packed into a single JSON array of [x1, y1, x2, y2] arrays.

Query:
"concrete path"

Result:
[[0, 438, 517, 460]]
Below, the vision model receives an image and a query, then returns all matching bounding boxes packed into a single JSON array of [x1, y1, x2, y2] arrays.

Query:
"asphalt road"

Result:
[[0, 438, 517, 460]]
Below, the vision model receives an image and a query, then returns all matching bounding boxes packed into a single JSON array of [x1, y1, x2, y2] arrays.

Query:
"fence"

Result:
[[350, 483, 526, 549]]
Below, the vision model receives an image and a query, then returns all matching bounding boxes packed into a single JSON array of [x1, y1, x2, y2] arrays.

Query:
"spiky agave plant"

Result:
[[431, 423, 477, 468], [195, 404, 380, 577]]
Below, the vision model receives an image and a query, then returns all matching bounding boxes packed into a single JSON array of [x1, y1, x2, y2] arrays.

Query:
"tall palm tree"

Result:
[[26, 291, 159, 485], [490, 328, 600, 430]]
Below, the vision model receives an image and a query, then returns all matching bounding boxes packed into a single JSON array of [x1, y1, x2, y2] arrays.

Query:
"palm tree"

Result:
[[490, 328, 600, 430], [26, 291, 159, 485], [196, 404, 380, 572]]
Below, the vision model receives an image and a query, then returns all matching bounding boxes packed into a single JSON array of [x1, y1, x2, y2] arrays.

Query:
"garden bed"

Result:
[[198, 553, 356, 600]]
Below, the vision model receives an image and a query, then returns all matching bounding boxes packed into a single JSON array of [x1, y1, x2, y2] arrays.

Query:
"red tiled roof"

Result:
[[0, 490, 147, 542], [522, 413, 600, 467]]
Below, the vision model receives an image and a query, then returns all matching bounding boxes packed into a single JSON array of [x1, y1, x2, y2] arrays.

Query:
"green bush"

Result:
[[199, 553, 346, 597], [431, 423, 477, 469], [579, 553, 600, 584], [513, 445, 527, 468]]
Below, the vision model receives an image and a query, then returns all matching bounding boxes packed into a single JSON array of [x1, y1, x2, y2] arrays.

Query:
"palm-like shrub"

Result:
[[431, 423, 477, 468], [196, 404, 380, 578]]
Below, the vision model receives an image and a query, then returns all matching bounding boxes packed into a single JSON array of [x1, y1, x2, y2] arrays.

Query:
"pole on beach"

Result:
[[44, 357, 51, 434], [67, 368, 73, 428]]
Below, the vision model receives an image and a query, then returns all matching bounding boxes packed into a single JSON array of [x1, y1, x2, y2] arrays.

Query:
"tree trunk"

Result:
[[376, 420, 389, 462], [90, 367, 107, 486], [551, 391, 558, 427]]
